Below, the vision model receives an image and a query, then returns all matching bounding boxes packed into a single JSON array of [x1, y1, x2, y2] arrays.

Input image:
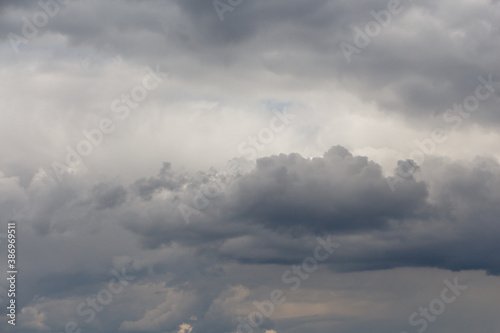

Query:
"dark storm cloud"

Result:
[[11, 147, 497, 318], [5, 146, 500, 332], [223, 146, 428, 234], [12, 147, 500, 297], [121, 146, 429, 251], [117, 147, 500, 275], [219, 153, 500, 275]]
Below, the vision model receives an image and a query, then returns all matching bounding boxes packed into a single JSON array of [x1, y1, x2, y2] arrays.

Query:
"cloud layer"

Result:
[[1, 0, 500, 332]]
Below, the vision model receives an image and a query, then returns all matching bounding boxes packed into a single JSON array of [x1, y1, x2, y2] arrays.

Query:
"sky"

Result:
[[1, 0, 500, 332]]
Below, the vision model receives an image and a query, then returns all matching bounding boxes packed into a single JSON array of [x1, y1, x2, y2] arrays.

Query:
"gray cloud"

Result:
[[3, 0, 499, 128], [2, 1, 500, 332], [91, 183, 128, 210], [2, 146, 500, 332], [223, 146, 428, 234], [116, 147, 500, 277]]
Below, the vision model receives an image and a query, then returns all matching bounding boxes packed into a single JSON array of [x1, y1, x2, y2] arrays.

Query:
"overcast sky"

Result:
[[1, 0, 500, 332]]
